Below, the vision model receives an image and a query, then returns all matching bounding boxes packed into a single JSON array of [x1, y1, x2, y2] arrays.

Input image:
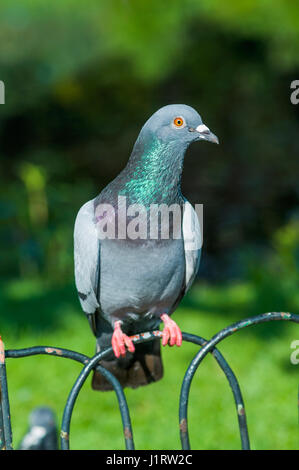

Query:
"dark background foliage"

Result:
[[1, 1, 299, 287]]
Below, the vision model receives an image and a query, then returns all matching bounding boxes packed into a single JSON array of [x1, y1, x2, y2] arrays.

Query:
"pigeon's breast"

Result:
[[99, 238, 185, 325]]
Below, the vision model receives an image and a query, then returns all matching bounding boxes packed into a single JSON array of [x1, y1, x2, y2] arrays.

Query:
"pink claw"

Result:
[[111, 321, 135, 358], [160, 313, 182, 347]]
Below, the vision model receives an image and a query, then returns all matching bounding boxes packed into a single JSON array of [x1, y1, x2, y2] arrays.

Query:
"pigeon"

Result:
[[18, 407, 58, 450], [74, 104, 218, 390]]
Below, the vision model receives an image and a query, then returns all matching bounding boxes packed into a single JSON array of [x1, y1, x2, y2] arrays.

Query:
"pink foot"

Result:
[[160, 313, 182, 347], [111, 321, 135, 358]]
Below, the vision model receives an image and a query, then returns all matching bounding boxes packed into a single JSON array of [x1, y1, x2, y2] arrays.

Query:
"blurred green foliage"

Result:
[[0, 0, 299, 285], [0, 0, 298, 450]]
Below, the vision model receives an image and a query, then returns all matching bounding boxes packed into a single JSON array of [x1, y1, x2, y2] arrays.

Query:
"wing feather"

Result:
[[74, 199, 100, 315], [182, 200, 202, 293]]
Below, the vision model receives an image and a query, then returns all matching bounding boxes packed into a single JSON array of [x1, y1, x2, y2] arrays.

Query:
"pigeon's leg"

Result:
[[160, 313, 182, 347], [111, 320, 135, 358]]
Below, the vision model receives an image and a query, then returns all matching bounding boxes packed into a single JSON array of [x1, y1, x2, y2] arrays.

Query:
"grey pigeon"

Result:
[[74, 104, 218, 390], [18, 406, 58, 450]]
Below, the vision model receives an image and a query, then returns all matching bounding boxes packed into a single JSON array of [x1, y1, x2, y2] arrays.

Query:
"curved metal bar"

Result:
[[60, 349, 134, 450], [60, 331, 164, 450], [5, 345, 134, 450], [4, 330, 250, 450], [6, 346, 90, 364], [0, 338, 13, 450], [181, 332, 249, 450], [60, 330, 249, 450], [179, 312, 299, 449], [3, 313, 298, 450]]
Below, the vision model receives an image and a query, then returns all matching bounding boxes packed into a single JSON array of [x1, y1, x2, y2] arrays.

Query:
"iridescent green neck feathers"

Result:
[[119, 136, 187, 205]]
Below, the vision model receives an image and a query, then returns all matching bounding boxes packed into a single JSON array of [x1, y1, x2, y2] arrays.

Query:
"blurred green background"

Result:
[[0, 0, 299, 450]]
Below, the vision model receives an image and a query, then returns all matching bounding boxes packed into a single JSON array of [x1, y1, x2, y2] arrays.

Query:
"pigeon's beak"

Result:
[[195, 124, 219, 144]]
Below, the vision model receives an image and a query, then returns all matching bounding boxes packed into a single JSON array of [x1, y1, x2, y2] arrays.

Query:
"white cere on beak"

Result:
[[195, 124, 210, 134]]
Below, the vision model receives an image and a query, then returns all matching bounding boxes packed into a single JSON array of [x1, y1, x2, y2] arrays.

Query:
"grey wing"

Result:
[[182, 200, 202, 293], [74, 199, 100, 318]]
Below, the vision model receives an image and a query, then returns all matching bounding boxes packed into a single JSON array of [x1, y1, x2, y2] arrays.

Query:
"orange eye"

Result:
[[173, 117, 184, 127]]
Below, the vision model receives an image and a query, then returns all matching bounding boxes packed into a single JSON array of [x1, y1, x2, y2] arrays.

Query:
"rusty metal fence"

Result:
[[0, 311, 298, 450]]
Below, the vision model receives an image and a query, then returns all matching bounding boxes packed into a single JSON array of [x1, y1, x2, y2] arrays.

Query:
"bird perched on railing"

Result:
[[74, 104, 218, 390]]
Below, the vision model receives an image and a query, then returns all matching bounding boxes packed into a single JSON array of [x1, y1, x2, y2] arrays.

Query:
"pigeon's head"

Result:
[[141, 104, 219, 147]]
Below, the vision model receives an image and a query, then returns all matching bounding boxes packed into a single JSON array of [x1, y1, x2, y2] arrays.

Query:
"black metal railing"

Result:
[[0, 311, 298, 450]]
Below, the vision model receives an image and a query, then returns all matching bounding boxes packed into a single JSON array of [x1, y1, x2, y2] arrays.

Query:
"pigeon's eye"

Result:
[[173, 117, 185, 128]]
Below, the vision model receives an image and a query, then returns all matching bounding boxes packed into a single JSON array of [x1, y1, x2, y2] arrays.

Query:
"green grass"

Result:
[[0, 278, 298, 450]]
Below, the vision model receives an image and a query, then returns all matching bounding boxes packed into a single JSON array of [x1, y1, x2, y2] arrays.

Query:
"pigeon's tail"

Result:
[[91, 338, 163, 391]]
